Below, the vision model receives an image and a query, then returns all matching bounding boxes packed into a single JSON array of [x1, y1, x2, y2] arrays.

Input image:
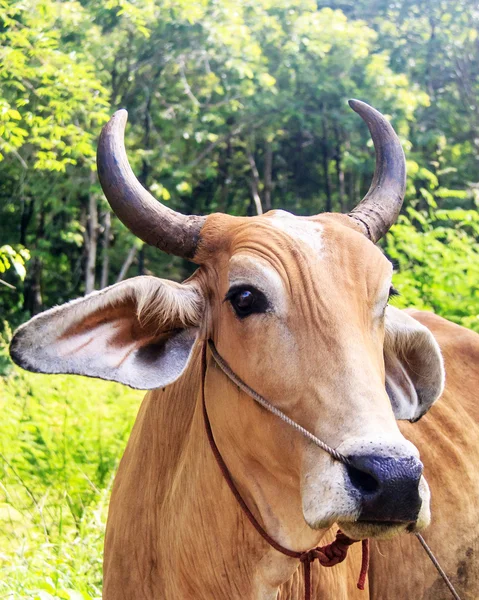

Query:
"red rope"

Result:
[[357, 539, 370, 590], [202, 388, 369, 598], [203, 344, 461, 600]]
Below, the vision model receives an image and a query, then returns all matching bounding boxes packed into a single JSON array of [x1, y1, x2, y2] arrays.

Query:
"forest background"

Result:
[[0, 0, 478, 598]]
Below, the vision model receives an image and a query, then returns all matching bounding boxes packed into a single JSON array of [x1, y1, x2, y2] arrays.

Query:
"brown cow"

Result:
[[10, 101, 478, 599]]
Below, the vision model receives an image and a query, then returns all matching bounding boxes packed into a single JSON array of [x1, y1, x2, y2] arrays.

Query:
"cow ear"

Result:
[[10, 276, 204, 390], [384, 306, 445, 422]]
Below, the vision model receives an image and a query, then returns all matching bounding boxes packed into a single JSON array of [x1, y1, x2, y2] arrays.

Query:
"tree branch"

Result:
[[179, 56, 200, 106], [0, 278, 16, 290], [116, 244, 138, 283], [247, 151, 263, 215]]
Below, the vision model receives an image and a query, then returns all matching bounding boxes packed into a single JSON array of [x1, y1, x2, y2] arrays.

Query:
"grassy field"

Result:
[[0, 334, 142, 600]]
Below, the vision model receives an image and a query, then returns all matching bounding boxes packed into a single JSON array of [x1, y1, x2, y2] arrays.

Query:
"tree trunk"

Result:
[[20, 197, 34, 246], [23, 206, 45, 316], [85, 172, 98, 295], [348, 171, 355, 209], [137, 245, 145, 276], [263, 141, 273, 211], [356, 173, 362, 201], [100, 210, 111, 289], [321, 118, 332, 212], [116, 244, 138, 283], [425, 16, 437, 101], [249, 179, 263, 216], [24, 257, 43, 315], [217, 136, 231, 213], [247, 151, 263, 215], [334, 127, 346, 212]]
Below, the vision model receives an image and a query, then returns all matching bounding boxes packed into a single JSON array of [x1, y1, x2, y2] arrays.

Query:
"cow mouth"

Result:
[[337, 518, 418, 541], [358, 519, 412, 527]]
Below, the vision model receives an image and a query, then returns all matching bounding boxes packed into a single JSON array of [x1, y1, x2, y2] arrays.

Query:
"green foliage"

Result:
[[0, 245, 30, 281], [0, 0, 478, 594], [1, 0, 478, 322], [386, 208, 479, 332], [0, 334, 142, 599], [0, 0, 109, 170]]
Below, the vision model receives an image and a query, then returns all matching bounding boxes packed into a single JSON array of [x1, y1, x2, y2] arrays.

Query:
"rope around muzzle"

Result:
[[207, 340, 352, 467], [205, 340, 369, 598], [206, 340, 463, 600]]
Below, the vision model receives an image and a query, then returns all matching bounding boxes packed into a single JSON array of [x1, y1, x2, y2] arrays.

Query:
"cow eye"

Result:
[[225, 286, 269, 318]]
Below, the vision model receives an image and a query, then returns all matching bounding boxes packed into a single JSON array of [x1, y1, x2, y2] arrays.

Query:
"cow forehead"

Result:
[[199, 212, 392, 311], [265, 210, 324, 256], [198, 212, 392, 293]]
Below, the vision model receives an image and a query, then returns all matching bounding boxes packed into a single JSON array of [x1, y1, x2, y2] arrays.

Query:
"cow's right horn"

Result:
[[347, 100, 407, 243], [97, 110, 205, 260]]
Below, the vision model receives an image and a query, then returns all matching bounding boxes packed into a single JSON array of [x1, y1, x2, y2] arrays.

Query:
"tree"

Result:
[[0, 0, 477, 331]]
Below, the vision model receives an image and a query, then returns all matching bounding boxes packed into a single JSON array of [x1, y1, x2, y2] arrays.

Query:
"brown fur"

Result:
[[369, 312, 479, 600], [103, 214, 477, 599], [12, 207, 476, 598]]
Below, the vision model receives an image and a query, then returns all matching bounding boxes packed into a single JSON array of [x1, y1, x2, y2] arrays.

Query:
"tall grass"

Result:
[[0, 331, 142, 600]]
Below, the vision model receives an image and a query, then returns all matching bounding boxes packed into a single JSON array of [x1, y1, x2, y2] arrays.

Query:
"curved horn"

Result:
[[347, 99, 406, 242], [97, 110, 205, 259]]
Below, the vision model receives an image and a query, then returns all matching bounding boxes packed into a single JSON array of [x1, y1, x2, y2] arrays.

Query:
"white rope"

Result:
[[208, 340, 463, 600], [415, 534, 462, 600], [208, 340, 351, 466]]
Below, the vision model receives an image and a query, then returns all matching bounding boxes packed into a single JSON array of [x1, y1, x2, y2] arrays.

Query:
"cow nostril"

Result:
[[345, 454, 423, 523], [346, 464, 379, 494]]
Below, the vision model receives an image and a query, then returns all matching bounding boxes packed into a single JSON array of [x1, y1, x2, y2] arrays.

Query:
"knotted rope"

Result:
[[299, 535, 370, 599]]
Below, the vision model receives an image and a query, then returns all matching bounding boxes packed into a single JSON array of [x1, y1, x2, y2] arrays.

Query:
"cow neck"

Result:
[[202, 341, 369, 600]]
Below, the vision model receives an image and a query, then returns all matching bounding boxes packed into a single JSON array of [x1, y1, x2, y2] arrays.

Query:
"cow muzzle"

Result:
[[301, 435, 431, 540], [346, 454, 423, 523]]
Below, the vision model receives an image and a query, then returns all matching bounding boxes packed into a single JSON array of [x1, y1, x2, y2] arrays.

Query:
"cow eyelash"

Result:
[[389, 286, 400, 298]]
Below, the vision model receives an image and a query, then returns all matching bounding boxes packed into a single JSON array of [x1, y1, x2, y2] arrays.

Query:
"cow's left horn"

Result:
[[97, 110, 205, 260], [347, 99, 406, 242]]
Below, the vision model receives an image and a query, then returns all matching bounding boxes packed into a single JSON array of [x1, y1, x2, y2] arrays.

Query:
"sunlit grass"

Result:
[[0, 345, 142, 600]]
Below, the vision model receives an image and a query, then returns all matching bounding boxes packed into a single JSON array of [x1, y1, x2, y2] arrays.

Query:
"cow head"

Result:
[[10, 101, 444, 543]]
